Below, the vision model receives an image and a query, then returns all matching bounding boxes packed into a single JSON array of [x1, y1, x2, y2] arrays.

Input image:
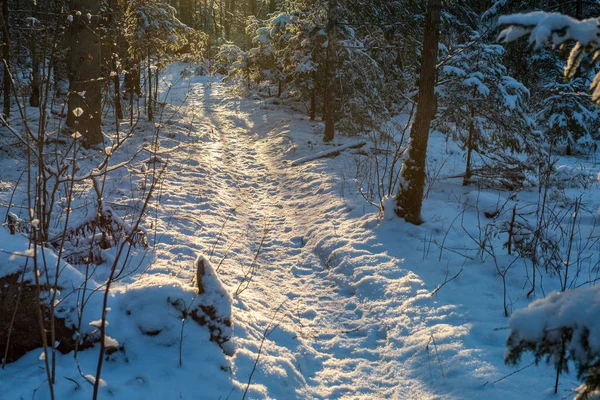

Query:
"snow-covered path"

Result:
[[145, 68, 574, 400], [151, 75, 446, 399], [0, 67, 573, 400]]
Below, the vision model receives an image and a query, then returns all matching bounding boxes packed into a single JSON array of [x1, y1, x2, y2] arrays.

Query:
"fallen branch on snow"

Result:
[[290, 140, 367, 166]]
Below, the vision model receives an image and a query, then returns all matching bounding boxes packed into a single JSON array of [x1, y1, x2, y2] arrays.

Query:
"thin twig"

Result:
[[241, 302, 286, 400]]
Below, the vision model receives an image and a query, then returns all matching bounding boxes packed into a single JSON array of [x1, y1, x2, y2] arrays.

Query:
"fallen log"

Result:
[[291, 140, 367, 166]]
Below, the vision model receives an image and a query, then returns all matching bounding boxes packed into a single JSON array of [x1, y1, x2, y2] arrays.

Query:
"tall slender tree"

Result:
[[67, 0, 103, 145], [323, 0, 337, 142], [109, 0, 123, 120], [29, 1, 40, 107], [247, 0, 256, 16], [394, 0, 442, 224], [2, 0, 10, 118]]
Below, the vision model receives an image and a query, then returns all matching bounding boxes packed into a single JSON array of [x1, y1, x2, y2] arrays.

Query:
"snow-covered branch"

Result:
[[498, 12, 600, 48], [506, 286, 600, 399], [499, 12, 600, 104]]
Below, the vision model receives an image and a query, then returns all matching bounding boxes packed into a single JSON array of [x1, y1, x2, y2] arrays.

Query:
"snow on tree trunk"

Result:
[[394, 0, 442, 224], [66, 0, 103, 145]]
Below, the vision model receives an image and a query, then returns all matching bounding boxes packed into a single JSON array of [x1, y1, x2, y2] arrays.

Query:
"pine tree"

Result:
[[122, 0, 188, 121], [538, 77, 598, 155], [436, 40, 538, 186]]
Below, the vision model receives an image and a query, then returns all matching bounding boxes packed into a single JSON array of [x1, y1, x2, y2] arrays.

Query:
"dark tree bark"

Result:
[[463, 108, 475, 186], [247, 0, 256, 16], [66, 0, 103, 145], [29, 1, 40, 107], [269, 0, 276, 13], [147, 54, 153, 121], [109, 0, 123, 119], [124, 57, 141, 96], [225, 0, 235, 40], [310, 82, 316, 121], [394, 0, 442, 224], [223, 0, 230, 39], [205, 0, 215, 34], [322, 0, 337, 142], [2, 0, 10, 118], [179, 0, 193, 26]]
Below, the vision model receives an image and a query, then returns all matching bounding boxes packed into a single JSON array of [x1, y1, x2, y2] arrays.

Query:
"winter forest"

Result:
[[1, 0, 600, 399]]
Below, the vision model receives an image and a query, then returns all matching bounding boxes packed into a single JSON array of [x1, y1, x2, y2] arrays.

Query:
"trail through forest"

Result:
[[156, 73, 436, 399], [0, 66, 568, 400], [147, 69, 559, 399]]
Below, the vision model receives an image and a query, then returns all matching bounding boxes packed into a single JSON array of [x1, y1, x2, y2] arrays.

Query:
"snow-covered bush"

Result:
[[215, 43, 245, 76], [123, 0, 189, 58], [505, 286, 600, 399]]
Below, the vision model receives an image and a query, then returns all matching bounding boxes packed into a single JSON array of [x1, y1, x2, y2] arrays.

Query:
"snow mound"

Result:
[[506, 286, 600, 399], [194, 254, 234, 354], [507, 286, 600, 356]]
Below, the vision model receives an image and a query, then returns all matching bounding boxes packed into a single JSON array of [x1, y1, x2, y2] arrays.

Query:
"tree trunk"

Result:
[[464, 122, 474, 186], [394, 0, 442, 224], [2, 0, 10, 118], [322, 0, 337, 142], [29, 2, 40, 107], [310, 82, 316, 121], [463, 102, 476, 186], [147, 55, 153, 121], [226, 0, 234, 40], [223, 0, 230, 39], [67, 0, 103, 145], [124, 57, 141, 97], [109, 0, 123, 119], [205, 0, 214, 33], [247, 0, 256, 16], [269, 0, 276, 13]]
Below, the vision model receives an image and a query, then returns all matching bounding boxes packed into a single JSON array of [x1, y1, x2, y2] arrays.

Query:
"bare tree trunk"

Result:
[[322, 0, 337, 142], [310, 81, 316, 121], [205, 0, 215, 33], [29, 1, 40, 107], [269, 0, 276, 13], [464, 117, 474, 186], [124, 57, 140, 97], [67, 0, 103, 145], [247, 0, 256, 16], [109, 0, 123, 119], [394, 0, 442, 224], [2, 0, 10, 118], [226, 0, 235, 40], [147, 54, 153, 121]]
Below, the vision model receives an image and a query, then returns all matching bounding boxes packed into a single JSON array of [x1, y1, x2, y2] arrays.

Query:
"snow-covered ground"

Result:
[[1, 63, 599, 399]]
